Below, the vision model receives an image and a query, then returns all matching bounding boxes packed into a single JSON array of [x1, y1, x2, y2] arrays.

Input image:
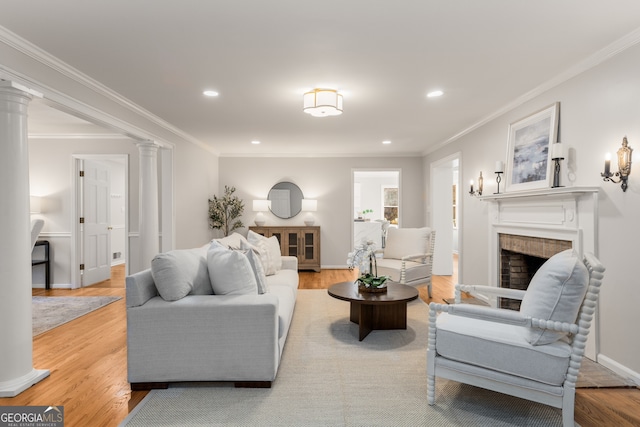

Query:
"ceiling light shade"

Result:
[[303, 88, 343, 117]]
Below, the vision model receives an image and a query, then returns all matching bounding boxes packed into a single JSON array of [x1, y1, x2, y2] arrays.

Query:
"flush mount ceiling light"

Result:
[[303, 88, 343, 117], [427, 90, 443, 98], [203, 90, 219, 97]]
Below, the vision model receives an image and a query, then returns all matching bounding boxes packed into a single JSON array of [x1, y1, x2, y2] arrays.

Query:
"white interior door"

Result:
[[82, 159, 111, 286]]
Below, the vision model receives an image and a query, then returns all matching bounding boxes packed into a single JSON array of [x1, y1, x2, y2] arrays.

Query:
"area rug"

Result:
[[121, 289, 565, 426], [32, 296, 121, 336]]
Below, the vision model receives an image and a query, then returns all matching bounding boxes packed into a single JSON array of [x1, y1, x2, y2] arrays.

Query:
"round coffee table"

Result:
[[328, 281, 419, 341]]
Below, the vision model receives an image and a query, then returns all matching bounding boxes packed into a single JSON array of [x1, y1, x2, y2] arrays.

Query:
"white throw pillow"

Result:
[[215, 232, 250, 250], [151, 247, 213, 301], [241, 242, 269, 294], [247, 230, 282, 275], [520, 249, 589, 345], [384, 227, 431, 259], [207, 241, 258, 295]]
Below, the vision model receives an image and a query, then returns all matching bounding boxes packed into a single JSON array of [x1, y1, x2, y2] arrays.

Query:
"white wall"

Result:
[[219, 156, 424, 267], [423, 43, 640, 379], [174, 141, 219, 248]]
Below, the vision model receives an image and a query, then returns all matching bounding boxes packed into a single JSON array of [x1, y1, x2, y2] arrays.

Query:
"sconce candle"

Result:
[[469, 180, 474, 194], [604, 153, 611, 175]]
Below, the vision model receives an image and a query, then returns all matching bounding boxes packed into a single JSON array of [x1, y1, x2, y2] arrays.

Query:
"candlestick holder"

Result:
[[494, 171, 503, 194], [551, 156, 564, 188]]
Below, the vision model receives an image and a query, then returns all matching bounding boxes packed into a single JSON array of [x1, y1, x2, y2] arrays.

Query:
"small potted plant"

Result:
[[347, 240, 389, 292]]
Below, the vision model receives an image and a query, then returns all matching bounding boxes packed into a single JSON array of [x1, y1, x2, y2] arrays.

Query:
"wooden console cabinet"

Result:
[[249, 226, 320, 272]]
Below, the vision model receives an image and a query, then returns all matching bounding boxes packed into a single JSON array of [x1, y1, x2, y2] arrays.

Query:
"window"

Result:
[[383, 187, 399, 225]]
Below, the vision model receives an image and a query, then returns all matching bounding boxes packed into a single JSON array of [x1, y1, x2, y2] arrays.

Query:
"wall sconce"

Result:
[[301, 199, 318, 226], [601, 136, 633, 192], [252, 200, 271, 226], [469, 172, 483, 197]]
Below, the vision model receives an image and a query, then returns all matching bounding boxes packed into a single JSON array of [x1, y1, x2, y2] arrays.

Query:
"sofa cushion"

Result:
[[520, 249, 589, 345], [207, 242, 258, 295], [384, 227, 431, 259], [247, 230, 282, 275], [376, 259, 430, 283], [435, 312, 571, 386], [151, 247, 212, 301]]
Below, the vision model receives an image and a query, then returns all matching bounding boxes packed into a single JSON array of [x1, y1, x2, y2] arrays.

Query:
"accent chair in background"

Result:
[[376, 227, 436, 298]]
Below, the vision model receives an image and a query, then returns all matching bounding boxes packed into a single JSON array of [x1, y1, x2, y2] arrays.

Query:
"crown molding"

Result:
[[28, 133, 131, 140], [0, 25, 216, 155], [423, 26, 640, 156]]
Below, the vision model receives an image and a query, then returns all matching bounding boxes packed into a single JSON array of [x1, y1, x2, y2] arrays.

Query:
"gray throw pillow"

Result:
[[151, 247, 212, 301]]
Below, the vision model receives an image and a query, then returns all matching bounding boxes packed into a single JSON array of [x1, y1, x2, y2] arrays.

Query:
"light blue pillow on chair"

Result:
[[520, 249, 589, 345]]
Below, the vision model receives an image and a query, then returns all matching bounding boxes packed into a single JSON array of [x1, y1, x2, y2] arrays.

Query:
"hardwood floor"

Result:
[[1, 262, 637, 426]]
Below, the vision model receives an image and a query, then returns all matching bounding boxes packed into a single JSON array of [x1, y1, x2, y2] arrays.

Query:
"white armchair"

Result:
[[375, 227, 436, 298], [427, 250, 605, 427]]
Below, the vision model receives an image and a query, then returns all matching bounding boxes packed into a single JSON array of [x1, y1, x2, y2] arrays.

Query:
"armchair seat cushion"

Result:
[[376, 259, 430, 283], [435, 312, 571, 386]]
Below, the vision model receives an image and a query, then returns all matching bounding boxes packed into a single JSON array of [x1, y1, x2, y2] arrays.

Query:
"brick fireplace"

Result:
[[499, 234, 572, 309]]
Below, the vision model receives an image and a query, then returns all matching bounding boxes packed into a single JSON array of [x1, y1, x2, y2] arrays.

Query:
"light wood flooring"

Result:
[[1, 262, 638, 427]]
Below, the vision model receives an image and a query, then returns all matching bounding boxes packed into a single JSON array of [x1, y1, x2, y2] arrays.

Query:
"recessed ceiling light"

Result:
[[203, 90, 219, 97], [251, 140, 261, 145], [382, 140, 392, 145], [427, 90, 443, 98]]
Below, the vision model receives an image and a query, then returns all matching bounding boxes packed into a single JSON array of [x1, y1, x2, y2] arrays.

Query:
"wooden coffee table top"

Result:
[[328, 281, 419, 305]]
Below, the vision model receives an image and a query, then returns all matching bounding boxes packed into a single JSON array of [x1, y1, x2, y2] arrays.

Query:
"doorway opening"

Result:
[[352, 169, 400, 252], [430, 153, 460, 279]]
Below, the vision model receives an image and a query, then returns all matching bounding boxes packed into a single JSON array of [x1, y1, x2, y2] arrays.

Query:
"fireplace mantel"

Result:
[[478, 186, 599, 202]]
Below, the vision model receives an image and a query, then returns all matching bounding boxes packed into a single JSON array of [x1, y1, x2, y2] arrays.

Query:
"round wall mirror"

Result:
[[268, 182, 304, 219]]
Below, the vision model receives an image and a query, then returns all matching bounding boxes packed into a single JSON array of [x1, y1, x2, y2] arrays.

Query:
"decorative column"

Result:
[[137, 141, 160, 270], [0, 81, 49, 397]]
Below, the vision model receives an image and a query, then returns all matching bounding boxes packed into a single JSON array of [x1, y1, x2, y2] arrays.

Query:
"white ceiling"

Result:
[[2, 1, 640, 156]]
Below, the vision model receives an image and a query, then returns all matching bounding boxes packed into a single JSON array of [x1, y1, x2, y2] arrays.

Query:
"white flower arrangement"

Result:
[[347, 240, 389, 288]]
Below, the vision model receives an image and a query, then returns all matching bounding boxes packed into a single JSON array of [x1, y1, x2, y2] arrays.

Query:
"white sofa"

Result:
[[126, 233, 298, 389]]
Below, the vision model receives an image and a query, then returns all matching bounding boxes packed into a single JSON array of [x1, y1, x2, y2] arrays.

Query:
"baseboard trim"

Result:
[[598, 354, 640, 386]]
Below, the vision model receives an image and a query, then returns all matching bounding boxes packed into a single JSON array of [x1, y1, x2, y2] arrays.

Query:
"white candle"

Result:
[[469, 180, 474, 193], [551, 143, 563, 159], [604, 153, 611, 175], [495, 161, 504, 173]]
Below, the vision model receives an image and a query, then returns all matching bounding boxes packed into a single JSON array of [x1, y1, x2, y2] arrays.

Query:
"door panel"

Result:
[[82, 160, 111, 286]]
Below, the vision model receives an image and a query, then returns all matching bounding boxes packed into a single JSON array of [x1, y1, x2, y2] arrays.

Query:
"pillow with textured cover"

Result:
[[247, 230, 282, 275], [151, 247, 212, 301], [207, 241, 258, 295], [520, 249, 589, 345]]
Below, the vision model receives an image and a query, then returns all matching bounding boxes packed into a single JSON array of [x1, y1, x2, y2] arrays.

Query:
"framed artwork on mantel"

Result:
[[505, 102, 559, 192]]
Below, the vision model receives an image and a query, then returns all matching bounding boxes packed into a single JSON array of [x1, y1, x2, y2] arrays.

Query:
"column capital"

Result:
[[0, 80, 43, 98], [136, 140, 160, 149]]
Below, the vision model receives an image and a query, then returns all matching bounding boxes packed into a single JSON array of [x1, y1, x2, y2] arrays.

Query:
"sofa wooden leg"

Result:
[[130, 382, 169, 391], [234, 381, 272, 388]]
